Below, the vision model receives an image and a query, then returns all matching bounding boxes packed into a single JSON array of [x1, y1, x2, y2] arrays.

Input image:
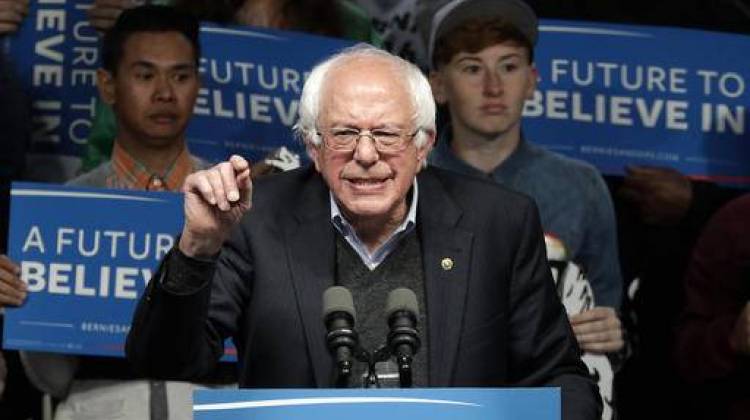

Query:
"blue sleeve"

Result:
[[578, 169, 623, 308]]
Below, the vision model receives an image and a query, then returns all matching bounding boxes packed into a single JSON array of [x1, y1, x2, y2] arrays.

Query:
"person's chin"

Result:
[[470, 121, 513, 140], [340, 195, 393, 218], [140, 131, 182, 147]]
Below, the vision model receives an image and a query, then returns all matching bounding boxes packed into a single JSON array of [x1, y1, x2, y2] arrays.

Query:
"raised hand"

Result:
[[178, 155, 253, 258]]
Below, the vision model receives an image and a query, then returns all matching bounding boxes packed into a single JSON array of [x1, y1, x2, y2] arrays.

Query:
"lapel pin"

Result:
[[441, 257, 454, 271]]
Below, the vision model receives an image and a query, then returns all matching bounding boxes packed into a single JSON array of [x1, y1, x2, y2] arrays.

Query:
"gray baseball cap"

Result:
[[423, 0, 539, 68]]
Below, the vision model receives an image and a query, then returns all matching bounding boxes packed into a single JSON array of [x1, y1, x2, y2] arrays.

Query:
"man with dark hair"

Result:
[[70, 4, 203, 191], [0, 5, 235, 419], [423, 1, 623, 417]]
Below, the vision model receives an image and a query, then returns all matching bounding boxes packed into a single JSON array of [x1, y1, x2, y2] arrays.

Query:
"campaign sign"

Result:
[[187, 25, 352, 163], [2, 1, 352, 167], [526, 20, 750, 183], [1, 1, 99, 161], [193, 388, 560, 420], [2, 182, 235, 360]]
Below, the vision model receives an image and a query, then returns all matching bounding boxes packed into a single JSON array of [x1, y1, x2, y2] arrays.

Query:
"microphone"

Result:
[[322, 286, 359, 387], [385, 288, 420, 387]]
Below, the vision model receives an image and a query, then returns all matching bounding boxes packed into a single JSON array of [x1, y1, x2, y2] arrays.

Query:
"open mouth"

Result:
[[345, 178, 389, 190]]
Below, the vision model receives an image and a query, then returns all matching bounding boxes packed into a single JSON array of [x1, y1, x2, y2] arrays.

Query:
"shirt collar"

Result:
[[110, 141, 194, 191], [431, 126, 535, 183]]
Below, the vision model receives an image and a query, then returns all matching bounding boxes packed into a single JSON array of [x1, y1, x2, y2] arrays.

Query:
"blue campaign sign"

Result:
[[193, 388, 560, 420], [5, 4, 748, 182], [526, 20, 750, 183], [2, 1, 352, 165], [187, 25, 353, 163], [1, 1, 99, 159], [2, 182, 236, 360]]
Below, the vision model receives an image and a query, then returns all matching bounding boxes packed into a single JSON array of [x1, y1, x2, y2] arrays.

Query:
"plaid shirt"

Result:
[[107, 141, 195, 191]]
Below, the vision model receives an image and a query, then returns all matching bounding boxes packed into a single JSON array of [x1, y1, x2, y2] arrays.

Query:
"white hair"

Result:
[[294, 44, 436, 148]]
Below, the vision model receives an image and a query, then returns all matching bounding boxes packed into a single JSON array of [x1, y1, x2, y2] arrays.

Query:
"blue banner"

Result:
[[2, 0, 352, 166], [2, 182, 235, 360], [4, 4, 749, 182], [525, 20, 750, 183], [1, 1, 98, 159], [187, 25, 352, 163], [193, 388, 560, 420]]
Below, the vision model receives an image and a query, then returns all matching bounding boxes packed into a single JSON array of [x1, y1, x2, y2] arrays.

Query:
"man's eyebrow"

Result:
[[455, 52, 525, 63], [497, 53, 524, 61], [455, 56, 481, 63], [130, 61, 196, 71], [171, 63, 197, 71], [131, 61, 157, 69]]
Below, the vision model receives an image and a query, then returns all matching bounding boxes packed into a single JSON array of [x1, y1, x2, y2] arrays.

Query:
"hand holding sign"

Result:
[[0, 0, 28, 34], [88, 0, 143, 33], [179, 155, 253, 258], [0, 254, 26, 307]]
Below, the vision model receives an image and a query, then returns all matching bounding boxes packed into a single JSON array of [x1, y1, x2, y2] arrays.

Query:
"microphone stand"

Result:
[[355, 345, 391, 388]]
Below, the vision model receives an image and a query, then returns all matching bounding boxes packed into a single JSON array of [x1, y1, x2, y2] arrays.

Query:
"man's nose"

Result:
[[483, 70, 503, 96], [352, 135, 379, 166], [153, 75, 176, 102]]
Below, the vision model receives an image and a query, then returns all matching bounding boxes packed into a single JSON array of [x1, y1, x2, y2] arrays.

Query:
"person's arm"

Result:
[[570, 170, 624, 354], [579, 169, 623, 308], [507, 199, 601, 420], [675, 196, 750, 383], [126, 155, 253, 379]]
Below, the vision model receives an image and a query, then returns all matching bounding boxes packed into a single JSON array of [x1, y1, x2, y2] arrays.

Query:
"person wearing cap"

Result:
[[425, 0, 623, 352]]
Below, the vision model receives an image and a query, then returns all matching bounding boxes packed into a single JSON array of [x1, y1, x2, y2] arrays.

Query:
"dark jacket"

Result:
[[126, 166, 600, 419]]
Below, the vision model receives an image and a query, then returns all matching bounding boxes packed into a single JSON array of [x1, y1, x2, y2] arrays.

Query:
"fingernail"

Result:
[[227, 191, 239, 202]]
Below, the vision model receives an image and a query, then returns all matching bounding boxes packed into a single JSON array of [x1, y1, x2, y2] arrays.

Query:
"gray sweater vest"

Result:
[[335, 230, 428, 387]]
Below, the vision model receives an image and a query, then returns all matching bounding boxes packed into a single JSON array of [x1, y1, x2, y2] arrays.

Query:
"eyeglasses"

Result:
[[317, 127, 418, 153]]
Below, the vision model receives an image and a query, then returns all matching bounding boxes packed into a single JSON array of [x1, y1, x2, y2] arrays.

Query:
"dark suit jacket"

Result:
[[126, 166, 600, 419]]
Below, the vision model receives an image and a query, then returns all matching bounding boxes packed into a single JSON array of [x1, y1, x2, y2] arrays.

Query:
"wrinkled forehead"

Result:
[[319, 57, 414, 118]]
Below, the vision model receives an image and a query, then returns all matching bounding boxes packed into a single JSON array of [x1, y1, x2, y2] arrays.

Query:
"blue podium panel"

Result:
[[194, 388, 560, 420]]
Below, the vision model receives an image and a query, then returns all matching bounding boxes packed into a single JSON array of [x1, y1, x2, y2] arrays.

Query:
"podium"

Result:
[[193, 388, 560, 419]]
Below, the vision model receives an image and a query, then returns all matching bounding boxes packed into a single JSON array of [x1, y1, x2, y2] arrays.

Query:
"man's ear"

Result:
[[96, 68, 116, 106], [305, 137, 322, 172], [429, 70, 448, 105], [415, 130, 436, 172]]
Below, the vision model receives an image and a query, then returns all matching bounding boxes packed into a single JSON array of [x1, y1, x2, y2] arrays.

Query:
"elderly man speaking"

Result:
[[126, 45, 600, 419]]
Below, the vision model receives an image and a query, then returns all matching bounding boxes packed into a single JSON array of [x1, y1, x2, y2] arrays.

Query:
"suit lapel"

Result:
[[285, 174, 335, 387], [418, 170, 474, 386]]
